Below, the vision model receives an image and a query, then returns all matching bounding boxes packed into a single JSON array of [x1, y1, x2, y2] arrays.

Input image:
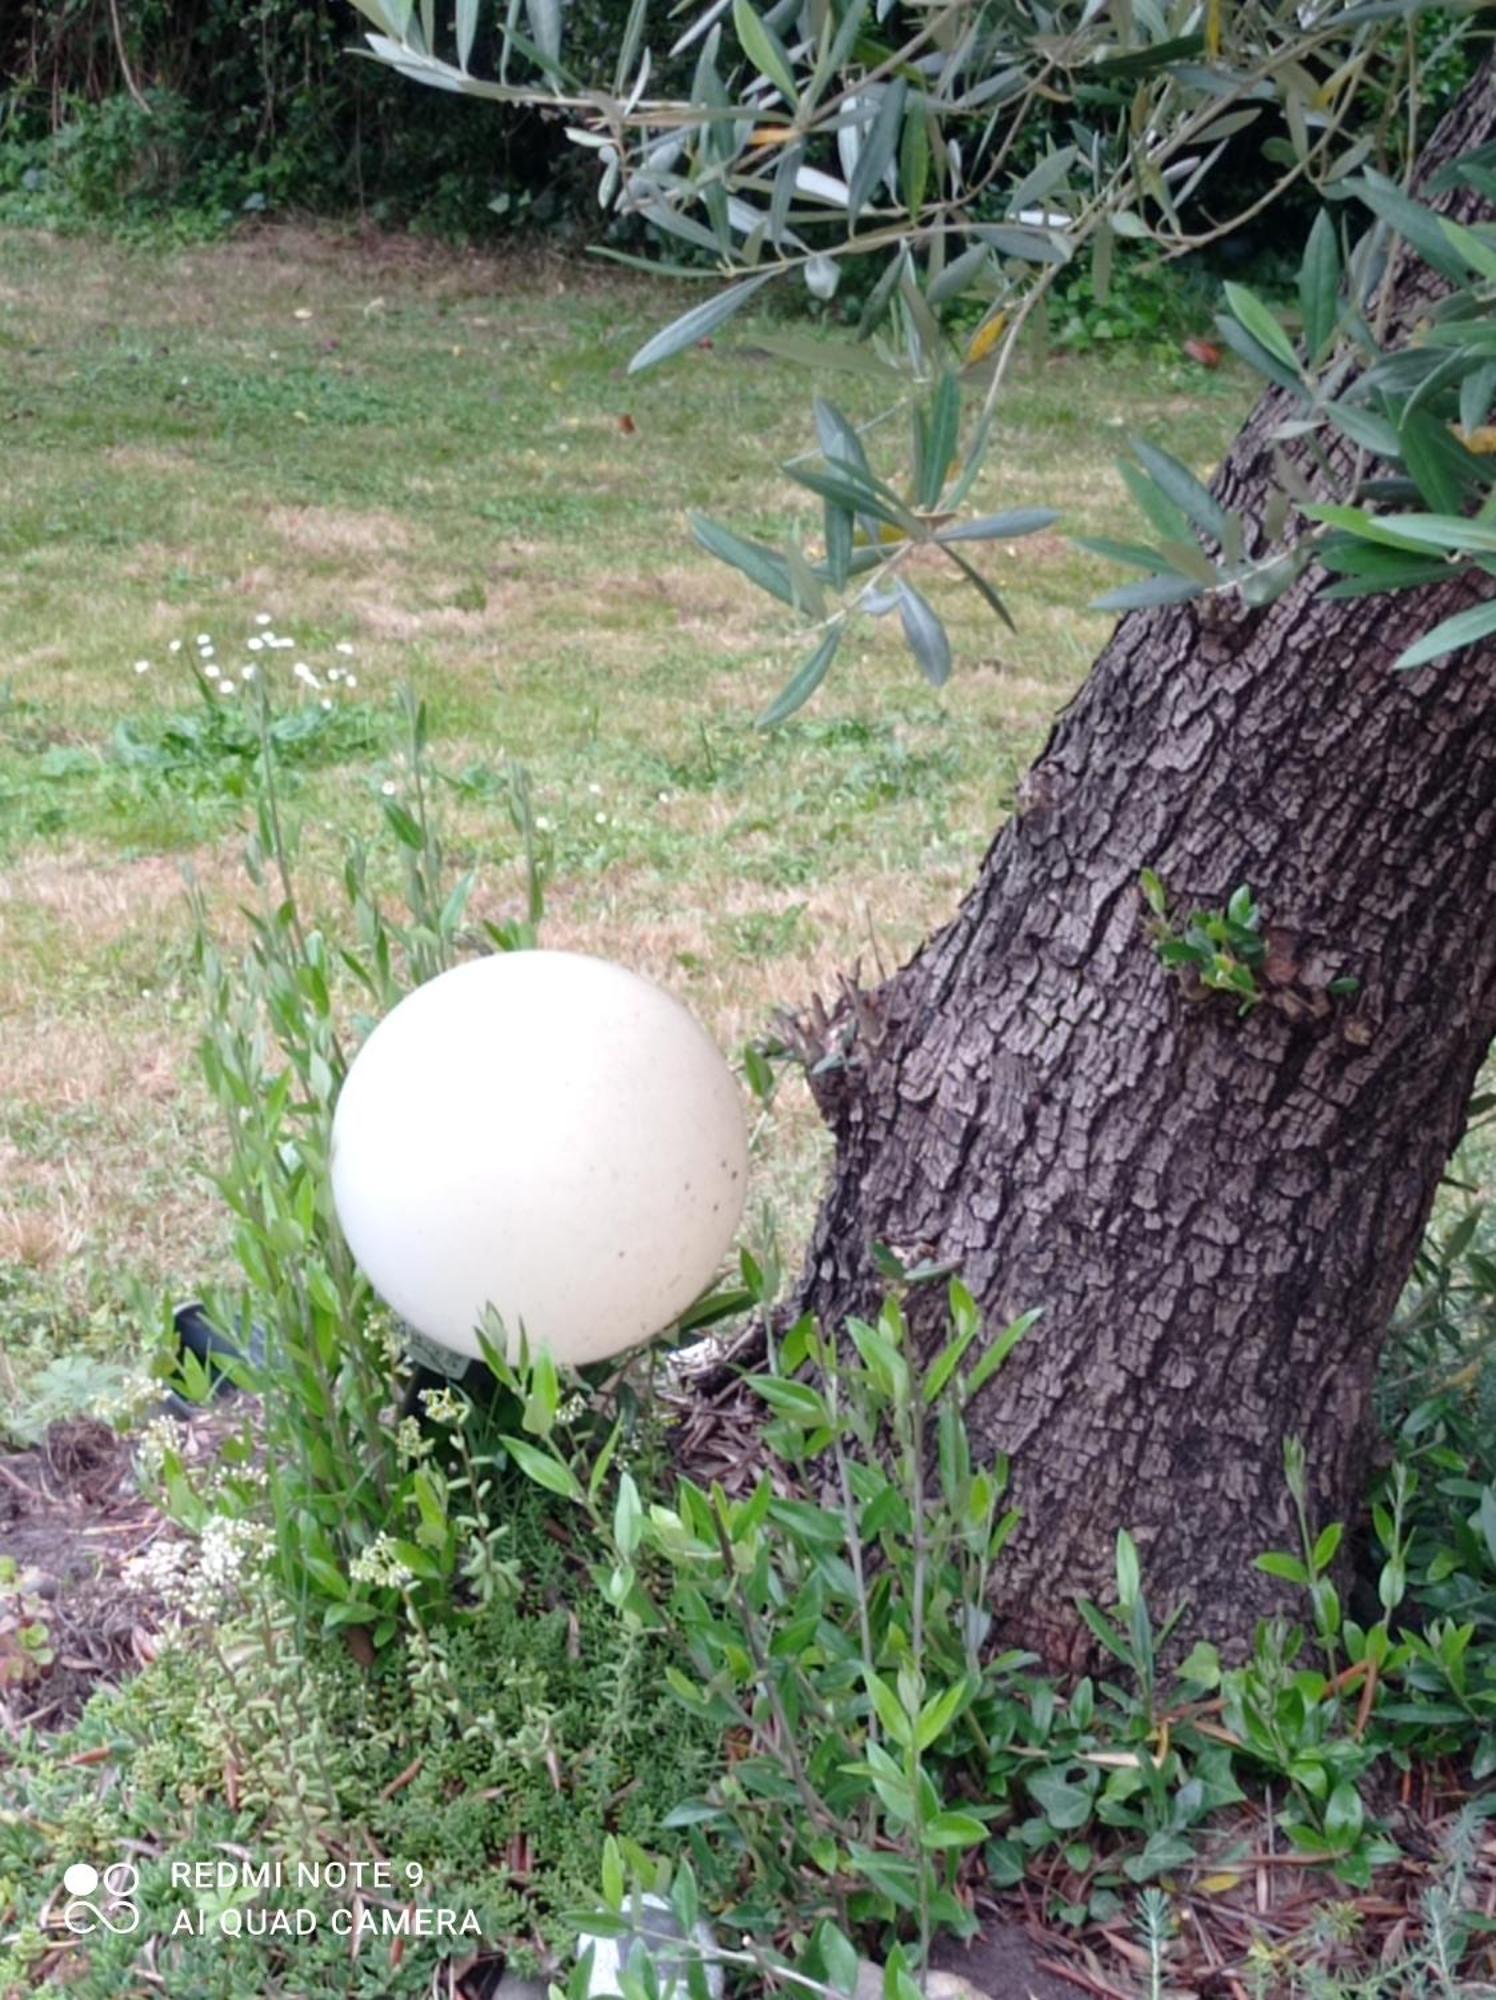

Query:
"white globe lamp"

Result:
[[330, 951, 749, 1366]]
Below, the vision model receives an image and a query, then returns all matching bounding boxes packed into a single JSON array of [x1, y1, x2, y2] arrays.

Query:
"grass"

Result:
[[0, 220, 1250, 1421]]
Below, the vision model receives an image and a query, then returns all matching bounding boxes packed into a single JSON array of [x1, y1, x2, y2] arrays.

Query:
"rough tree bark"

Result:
[[788, 59, 1496, 1666]]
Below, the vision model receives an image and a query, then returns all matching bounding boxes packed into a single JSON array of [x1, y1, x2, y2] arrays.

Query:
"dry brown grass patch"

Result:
[[265, 505, 420, 561]]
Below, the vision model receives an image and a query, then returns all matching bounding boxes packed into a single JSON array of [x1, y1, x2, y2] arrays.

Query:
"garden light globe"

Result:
[[330, 951, 748, 1366]]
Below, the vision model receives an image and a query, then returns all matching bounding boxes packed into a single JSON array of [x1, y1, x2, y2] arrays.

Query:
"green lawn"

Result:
[[0, 222, 1250, 1419]]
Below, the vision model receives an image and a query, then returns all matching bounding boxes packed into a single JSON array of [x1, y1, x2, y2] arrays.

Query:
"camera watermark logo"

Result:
[[61, 1860, 141, 1936]]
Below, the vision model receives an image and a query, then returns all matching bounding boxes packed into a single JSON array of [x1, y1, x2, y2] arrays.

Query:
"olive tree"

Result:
[[352, 0, 1496, 1661]]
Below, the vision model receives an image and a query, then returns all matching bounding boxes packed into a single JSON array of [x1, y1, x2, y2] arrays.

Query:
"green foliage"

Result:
[[0, 1495, 724, 1997], [0, 1557, 56, 1689], [154, 669, 550, 1647], [1140, 872, 1268, 1014], [1097, 169, 1496, 656], [484, 1254, 1038, 1971], [1048, 250, 1219, 355], [0, 0, 648, 238], [357, 0, 1485, 714]]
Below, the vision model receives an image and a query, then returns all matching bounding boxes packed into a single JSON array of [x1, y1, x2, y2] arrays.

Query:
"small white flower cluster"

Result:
[[349, 1532, 415, 1590], [94, 1370, 162, 1426], [210, 1459, 270, 1497], [123, 1536, 196, 1608], [122, 1514, 268, 1617], [419, 1385, 471, 1426], [395, 1416, 432, 1464], [135, 1414, 183, 1479], [129, 615, 363, 706], [198, 1515, 274, 1596]]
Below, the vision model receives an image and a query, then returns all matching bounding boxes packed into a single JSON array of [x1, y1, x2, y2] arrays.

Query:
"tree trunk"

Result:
[[789, 62, 1496, 1667]]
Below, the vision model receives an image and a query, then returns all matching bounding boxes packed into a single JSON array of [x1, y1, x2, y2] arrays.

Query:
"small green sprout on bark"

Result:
[[1141, 871, 1361, 1023], [1141, 871, 1269, 1014]]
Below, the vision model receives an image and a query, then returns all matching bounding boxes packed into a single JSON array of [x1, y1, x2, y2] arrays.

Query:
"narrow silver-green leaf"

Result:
[[847, 79, 906, 226], [1092, 574, 1205, 613], [824, 500, 853, 589], [896, 579, 952, 686], [1323, 400, 1401, 460], [918, 372, 960, 510], [1131, 439, 1229, 544], [1213, 313, 1304, 395], [1393, 598, 1496, 671], [814, 395, 872, 474], [758, 623, 844, 727], [691, 512, 796, 605], [1347, 173, 1469, 283], [455, 0, 478, 68], [937, 508, 1059, 543], [732, 0, 799, 106], [1460, 360, 1496, 438], [1298, 209, 1341, 363], [524, 0, 561, 63], [1441, 216, 1496, 284], [1223, 282, 1301, 378], [629, 272, 771, 373]]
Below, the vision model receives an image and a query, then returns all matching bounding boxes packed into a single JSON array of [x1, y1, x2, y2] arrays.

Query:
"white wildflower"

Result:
[[419, 1385, 470, 1426], [133, 659, 150, 675], [198, 1514, 272, 1596], [248, 637, 263, 652], [123, 1537, 194, 1606], [350, 1532, 415, 1590], [335, 641, 355, 656], [395, 1417, 432, 1464], [95, 1371, 161, 1425], [168, 639, 182, 654], [136, 1415, 181, 1479], [344, 675, 357, 689], [254, 613, 272, 626], [381, 780, 397, 797]]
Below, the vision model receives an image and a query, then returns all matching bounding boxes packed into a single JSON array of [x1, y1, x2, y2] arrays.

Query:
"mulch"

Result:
[[0, 1417, 179, 1734]]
